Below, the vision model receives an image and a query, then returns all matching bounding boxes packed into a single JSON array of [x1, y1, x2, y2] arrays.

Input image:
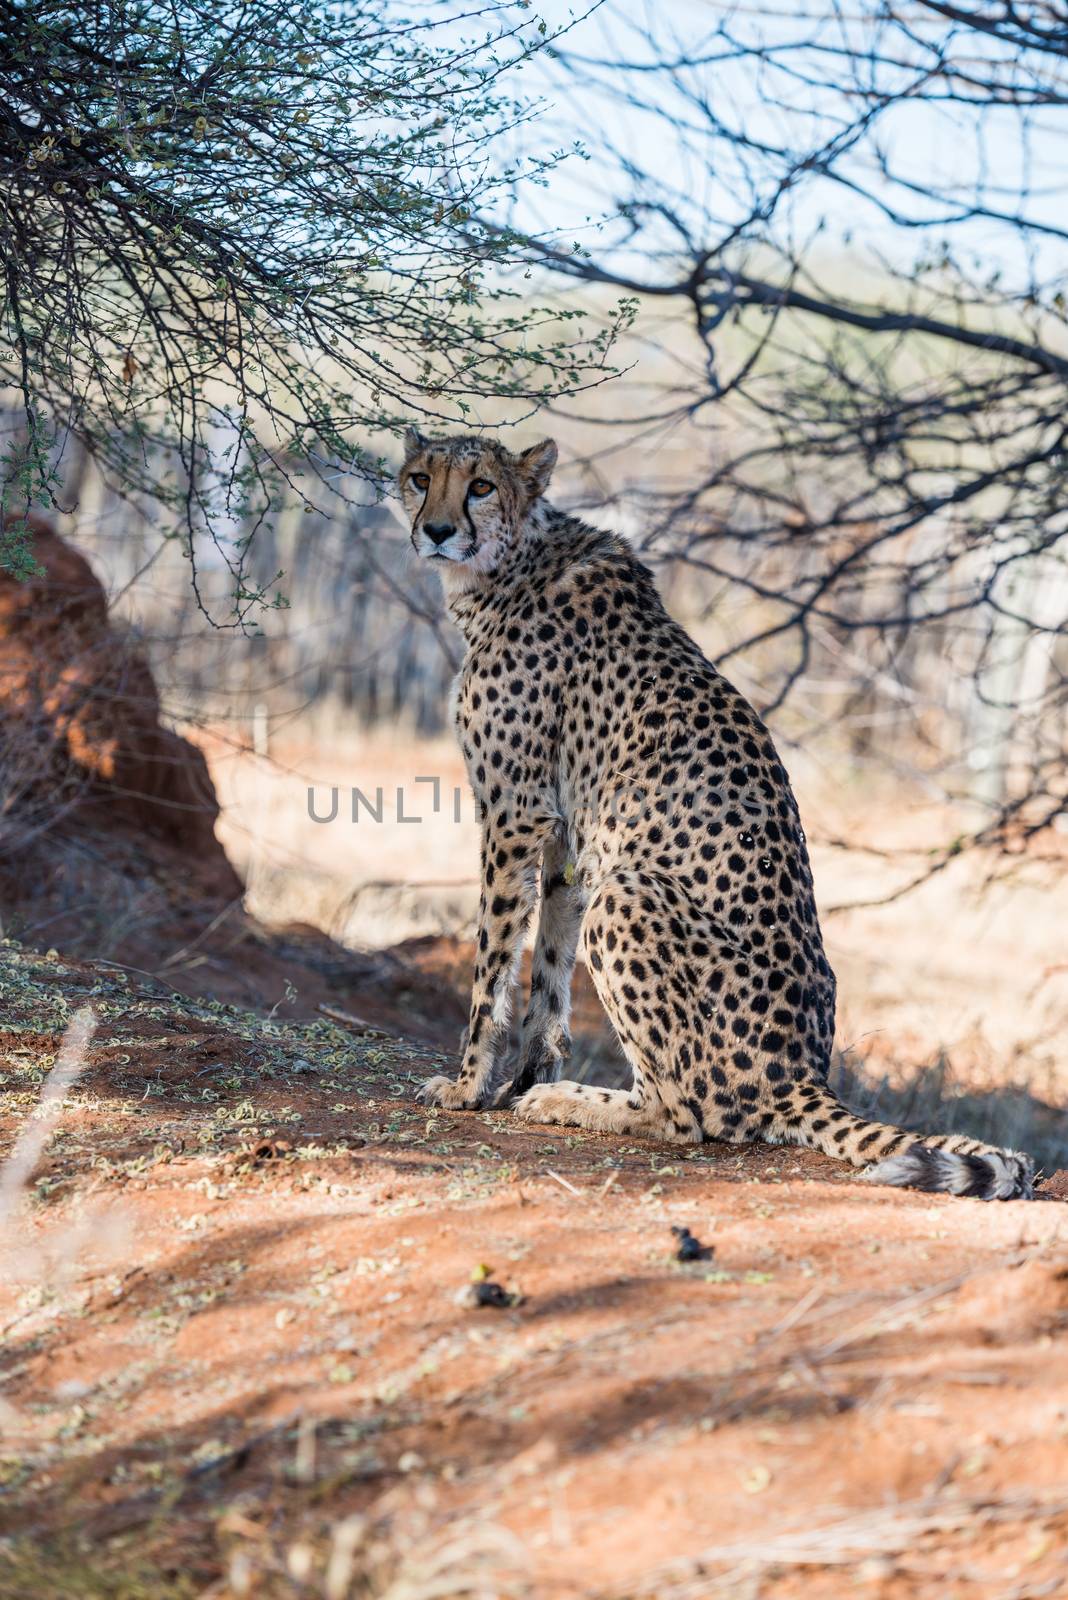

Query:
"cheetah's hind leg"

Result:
[[513, 1080, 700, 1144]]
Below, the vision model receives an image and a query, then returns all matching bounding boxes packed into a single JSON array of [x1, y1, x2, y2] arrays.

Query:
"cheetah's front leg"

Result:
[[418, 805, 542, 1111], [501, 832, 583, 1100]]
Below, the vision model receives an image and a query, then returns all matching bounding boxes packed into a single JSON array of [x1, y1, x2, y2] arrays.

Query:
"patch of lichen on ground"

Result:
[[0, 1537, 200, 1600], [0, 939, 437, 1075], [0, 940, 454, 1175]]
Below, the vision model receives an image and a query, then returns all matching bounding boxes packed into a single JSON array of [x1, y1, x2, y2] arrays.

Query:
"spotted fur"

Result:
[[398, 430, 1034, 1202]]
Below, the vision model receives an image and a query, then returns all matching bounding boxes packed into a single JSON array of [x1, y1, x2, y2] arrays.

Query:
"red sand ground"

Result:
[[2, 943, 1067, 1600], [3, 527, 1067, 1597]]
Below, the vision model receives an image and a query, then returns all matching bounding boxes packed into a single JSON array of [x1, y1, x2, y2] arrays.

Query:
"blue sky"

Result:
[[499, 0, 1068, 295]]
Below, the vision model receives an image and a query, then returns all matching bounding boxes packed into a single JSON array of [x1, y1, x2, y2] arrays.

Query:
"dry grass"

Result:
[[214, 1516, 530, 1600], [620, 1488, 1068, 1599], [0, 1503, 529, 1600], [0, 1006, 95, 1230], [0, 1539, 199, 1600]]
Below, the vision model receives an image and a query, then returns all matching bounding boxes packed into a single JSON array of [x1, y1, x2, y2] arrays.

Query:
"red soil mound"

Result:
[[0, 518, 463, 1037], [0, 513, 239, 897]]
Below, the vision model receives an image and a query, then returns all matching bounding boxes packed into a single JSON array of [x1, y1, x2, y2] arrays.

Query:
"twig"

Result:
[[546, 1168, 583, 1196], [0, 1007, 96, 1230], [157, 895, 244, 971], [318, 1003, 386, 1036], [759, 1282, 823, 1346]]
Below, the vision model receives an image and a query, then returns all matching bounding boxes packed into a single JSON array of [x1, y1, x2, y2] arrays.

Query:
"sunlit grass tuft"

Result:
[[0, 1539, 198, 1600]]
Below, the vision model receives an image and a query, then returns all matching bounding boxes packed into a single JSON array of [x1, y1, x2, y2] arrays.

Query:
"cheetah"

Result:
[[398, 427, 1035, 1201]]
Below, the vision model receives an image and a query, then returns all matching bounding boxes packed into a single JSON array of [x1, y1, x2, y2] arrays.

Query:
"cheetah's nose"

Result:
[[424, 522, 455, 546]]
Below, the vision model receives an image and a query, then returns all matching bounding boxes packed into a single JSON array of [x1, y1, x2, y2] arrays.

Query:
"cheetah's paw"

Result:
[[512, 1081, 584, 1127], [416, 1075, 483, 1111]]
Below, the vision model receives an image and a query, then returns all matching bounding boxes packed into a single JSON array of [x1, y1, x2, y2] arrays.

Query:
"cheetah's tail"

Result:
[[778, 1082, 1034, 1201]]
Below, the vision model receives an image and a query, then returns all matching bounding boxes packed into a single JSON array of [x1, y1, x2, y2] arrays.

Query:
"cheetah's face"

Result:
[[398, 429, 557, 585]]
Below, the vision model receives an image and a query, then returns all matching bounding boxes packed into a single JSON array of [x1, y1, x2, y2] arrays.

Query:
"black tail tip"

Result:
[[862, 1142, 1034, 1201]]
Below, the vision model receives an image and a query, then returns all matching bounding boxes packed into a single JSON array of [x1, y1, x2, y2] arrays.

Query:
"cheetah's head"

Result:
[[398, 429, 557, 590]]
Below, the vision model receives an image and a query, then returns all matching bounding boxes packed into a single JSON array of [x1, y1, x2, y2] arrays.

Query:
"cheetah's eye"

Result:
[[410, 472, 430, 491], [469, 479, 495, 498]]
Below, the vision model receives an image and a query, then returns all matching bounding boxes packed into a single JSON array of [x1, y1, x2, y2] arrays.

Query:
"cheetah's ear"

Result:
[[516, 437, 557, 500], [403, 426, 430, 458]]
